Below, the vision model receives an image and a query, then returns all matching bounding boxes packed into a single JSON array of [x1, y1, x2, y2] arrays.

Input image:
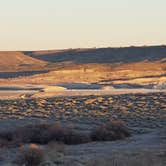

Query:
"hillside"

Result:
[[26, 45, 166, 63], [0, 46, 166, 87], [4, 61, 165, 86], [0, 51, 47, 72]]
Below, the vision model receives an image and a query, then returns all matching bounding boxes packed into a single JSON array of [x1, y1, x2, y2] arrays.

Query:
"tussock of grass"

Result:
[[16, 144, 44, 166]]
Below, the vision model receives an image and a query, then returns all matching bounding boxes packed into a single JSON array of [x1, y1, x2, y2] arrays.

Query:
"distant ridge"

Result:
[[0, 45, 166, 86], [26, 45, 166, 63]]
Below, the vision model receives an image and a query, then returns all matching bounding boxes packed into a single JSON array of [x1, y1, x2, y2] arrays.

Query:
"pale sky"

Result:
[[0, 0, 166, 50]]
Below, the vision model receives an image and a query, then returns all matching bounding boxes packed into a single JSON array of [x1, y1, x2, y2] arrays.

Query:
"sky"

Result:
[[0, 0, 166, 50]]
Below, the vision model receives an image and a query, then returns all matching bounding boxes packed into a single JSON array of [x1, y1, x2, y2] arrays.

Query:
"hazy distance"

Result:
[[0, 0, 166, 50]]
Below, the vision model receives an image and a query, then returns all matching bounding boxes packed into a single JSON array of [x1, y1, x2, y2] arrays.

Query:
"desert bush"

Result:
[[0, 139, 10, 148], [91, 120, 131, 141], [0, 120, 130, 147], [64, 131, 90, 145], [0, 131, 13, 141], [43, 123, 91, 145], [11, 122, 90, 145], [17, 144, 44, 166], [0, 131, 15, 147], [14, 123, 52, 145]]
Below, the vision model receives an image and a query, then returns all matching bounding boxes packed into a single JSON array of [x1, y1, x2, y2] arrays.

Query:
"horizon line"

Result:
[[0, 44, 166, 52]]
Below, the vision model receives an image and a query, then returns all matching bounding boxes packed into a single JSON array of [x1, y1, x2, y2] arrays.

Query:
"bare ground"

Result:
[[0, 91, 166, 165]]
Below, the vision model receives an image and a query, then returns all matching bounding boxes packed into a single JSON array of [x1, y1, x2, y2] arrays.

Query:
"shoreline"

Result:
[[0, 88, 166, 100]]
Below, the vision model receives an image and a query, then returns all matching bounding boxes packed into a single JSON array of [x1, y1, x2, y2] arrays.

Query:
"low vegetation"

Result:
[[14, 142, 65, 166], [0, 122, 165, 166], [0, 120, 130, 148], [16, 144, 44, 166], [86, 150, 166, 166], [91, 120, 131, 141]]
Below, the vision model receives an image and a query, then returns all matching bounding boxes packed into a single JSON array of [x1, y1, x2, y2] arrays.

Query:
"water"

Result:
[[0, 86, 41, 91], [56, 83, 102, 90]]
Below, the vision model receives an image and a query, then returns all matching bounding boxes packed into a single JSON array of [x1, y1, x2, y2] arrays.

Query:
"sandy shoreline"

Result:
[[0, 88, 166, 100]]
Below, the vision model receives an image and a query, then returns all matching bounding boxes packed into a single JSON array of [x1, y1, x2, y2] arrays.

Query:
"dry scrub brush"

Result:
[[16, 144, 44, 166], [0, 123, 91, 146], [0, 120, 131, 147], [91, 120, 131, 141]]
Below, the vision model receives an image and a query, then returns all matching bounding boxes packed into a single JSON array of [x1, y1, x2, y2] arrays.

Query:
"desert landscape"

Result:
[[0, 46, 166, 165], [1, 0, 166, 165]]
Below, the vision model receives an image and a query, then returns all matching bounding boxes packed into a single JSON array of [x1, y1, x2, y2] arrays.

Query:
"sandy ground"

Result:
[[0, 89, 166, 165], [32, 89, 166, 98], [0, 126, 165, 165], [0, 91, 37, 100], [1, 88, 166, 100], [64, 128, 166, 163]]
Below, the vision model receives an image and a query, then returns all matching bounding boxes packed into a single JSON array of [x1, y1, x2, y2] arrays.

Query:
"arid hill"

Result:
[[0, 51, 48, 72], [26, 45, 166, 63], [0, 46, 166, 86]]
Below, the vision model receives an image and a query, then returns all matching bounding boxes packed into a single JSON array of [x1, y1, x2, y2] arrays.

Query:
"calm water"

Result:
[[0, 86, 41, 91], [57, 83, 102, 90]]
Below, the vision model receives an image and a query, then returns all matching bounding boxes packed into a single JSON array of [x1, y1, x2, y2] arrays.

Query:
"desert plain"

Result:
[[0, 46, 166, 165]]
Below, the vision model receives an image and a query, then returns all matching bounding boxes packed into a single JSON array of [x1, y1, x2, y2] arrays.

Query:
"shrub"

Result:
[[0, 120, 130, 147], [0, 139, 10, 148], [0, 131, 15, 147], [13, 123, 91, 145], [64, 131, 90, 145], [0, 131, 13, 141], [47, 123, 91, 145], [18, 144, 44, 166], [14, 123, 52, 145], [91, 120, 131, 141]]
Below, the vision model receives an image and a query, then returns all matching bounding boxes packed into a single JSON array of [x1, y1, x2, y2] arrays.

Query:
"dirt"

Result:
[[0, 88, 166, 100], [0, 92, 166, 133], [0, 125, 165, 165], [0, 91, 166, 165]]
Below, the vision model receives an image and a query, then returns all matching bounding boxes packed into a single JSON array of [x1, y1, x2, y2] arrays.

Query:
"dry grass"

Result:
[[46, 141, 65, 155], [86, 150, 166, 166], [43, 142, 65, 165], [13, 142, 66, 166], [16, 144, 44, 166]]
